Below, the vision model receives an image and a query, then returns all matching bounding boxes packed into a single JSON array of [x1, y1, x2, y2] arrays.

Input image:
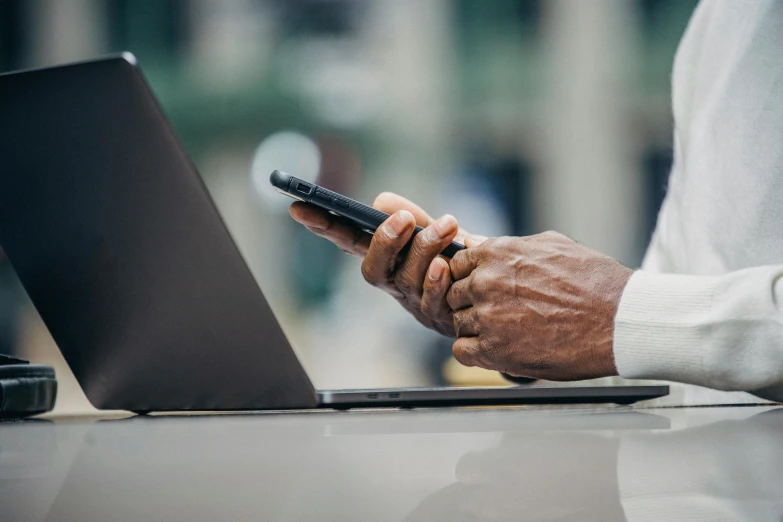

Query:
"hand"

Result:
[[446, 232, 633, 380], [289, 192, 482, 337]]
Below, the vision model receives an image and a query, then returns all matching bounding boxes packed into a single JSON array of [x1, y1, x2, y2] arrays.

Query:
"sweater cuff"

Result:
[[613, 270, 719, 384]]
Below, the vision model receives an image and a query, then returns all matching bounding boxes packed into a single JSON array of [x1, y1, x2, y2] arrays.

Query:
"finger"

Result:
[[393, 214, 458, 297], [421, 258, 451, 320], [451, 225, 476, 244], [289, 200, 331, 227], [372, 192, 480, 248], [446, 275, 475, 311], [360, 210, 416, 289], [452, 336, 483, 368], [464, 234, 488, 248], [373, 192, 434, 227], [453, 307, 479, 337], [449, 246, 479, 281], [290, 202, 371, 256]]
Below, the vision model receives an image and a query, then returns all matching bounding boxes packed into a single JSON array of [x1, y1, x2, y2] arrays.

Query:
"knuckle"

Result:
[[452, 314, 462, 336], [474, 236, 501, 258], [412, 229, 438, 255], [468, 272, 488, 299], [492, 236, 515, 251], [420, 297, 434, 317], [304, 225, 328, 239], [393, 271, 416, 295], [477, 336, 503, 368], [376, 222, 399, 244], [452, 341, 473, 366], [360, 261, 379, 286], [453, 311, 470, 337], [449, 252, 466, 273], [477, 335, 492, 355], [480, 335, 500, 361], [468, 273, 480, 295], [430, 303, 449, 320], [473, 303, 488, 326], [482, 236, 501, 249], [350, 227, 366, 248], [396, 280, 415, 297], [463, 336, 488, 369], [446, 286, 462, 309], [422, 279, 443, 308]]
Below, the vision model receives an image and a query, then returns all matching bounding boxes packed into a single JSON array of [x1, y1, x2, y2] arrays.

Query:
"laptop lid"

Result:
[[0, 54, 318, 411]]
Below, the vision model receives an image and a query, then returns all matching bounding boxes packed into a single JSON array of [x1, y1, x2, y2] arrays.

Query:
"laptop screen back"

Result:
[[0, 55, 318, 411]]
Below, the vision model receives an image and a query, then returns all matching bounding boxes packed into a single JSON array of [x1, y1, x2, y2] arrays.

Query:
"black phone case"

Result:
[[270, 170, 465, 258]]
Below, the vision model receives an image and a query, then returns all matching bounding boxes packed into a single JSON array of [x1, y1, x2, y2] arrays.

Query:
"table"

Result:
[[2, 404, 781, 521]]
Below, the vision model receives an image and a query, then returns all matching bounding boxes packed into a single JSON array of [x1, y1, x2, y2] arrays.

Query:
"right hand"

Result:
[[289, 192, 483, 337]]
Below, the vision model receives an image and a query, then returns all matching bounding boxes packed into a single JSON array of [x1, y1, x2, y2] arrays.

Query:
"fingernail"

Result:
[[428, 260, 445, 281], [433, 214, 457, 239], [388, 210, 412, 237]]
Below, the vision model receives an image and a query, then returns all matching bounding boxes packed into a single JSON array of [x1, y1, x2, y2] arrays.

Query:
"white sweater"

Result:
[[613, 0, 783, 403]]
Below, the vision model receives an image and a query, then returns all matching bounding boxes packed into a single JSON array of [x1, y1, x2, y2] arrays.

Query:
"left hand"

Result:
[[446, 232, 633, 381], [289, 193, 479, 337]]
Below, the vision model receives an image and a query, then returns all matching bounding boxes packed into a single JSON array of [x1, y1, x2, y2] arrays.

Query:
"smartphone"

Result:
[[270, 170, 465, 257]]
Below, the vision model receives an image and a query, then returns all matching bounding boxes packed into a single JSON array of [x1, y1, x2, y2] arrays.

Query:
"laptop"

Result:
[[0, 54, 668, 412]]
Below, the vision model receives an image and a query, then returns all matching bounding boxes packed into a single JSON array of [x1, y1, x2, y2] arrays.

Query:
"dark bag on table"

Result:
[[0, 354, 57, 418]]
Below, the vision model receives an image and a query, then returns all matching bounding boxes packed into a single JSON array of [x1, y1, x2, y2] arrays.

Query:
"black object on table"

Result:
[[0, 354, 57, 418]]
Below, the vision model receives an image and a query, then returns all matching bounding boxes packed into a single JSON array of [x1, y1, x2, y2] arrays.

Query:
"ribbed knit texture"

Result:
[[615, 271, 716, 384]]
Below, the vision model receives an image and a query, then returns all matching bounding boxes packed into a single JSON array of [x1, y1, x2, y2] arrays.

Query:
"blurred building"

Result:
[[0, 0, 698, 409]]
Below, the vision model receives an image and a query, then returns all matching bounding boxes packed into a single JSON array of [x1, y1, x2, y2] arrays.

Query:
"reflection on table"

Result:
[[1, 406, 781, 521]]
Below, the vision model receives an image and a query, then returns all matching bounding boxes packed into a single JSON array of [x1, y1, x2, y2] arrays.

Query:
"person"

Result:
[[290, 0, 783, 402]]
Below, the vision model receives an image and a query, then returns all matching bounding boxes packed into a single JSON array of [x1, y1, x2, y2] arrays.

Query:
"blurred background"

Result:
[[0, 0, 697, 412]]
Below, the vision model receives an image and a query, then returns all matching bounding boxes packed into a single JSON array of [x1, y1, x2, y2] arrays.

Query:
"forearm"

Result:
[[613, 266, 783, 401]]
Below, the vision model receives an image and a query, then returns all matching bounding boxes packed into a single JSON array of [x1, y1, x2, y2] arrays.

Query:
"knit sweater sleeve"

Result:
[[613, 267, 783, 401]]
